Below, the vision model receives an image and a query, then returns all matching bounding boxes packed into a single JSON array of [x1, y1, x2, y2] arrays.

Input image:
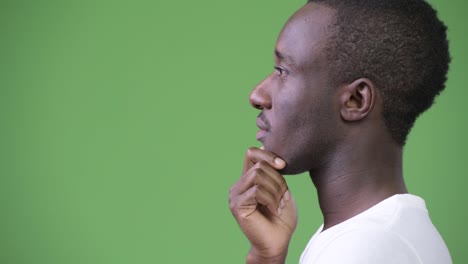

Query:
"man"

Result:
[[228, 0, 452, 263]]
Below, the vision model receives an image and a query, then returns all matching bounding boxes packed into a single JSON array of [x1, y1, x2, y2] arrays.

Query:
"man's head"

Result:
[[250, 0, 450, 175], [251, 4, 338, 175], [309, 0, 451, 146]]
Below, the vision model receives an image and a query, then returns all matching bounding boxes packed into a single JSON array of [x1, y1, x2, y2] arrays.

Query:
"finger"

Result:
[[243, 147, 286, 173], [279, 189, 296, 220], [236, 161, 288, 199], [279, 190, 291, 209], [279, 196, 285, 209], [283, 189, 291, 202], [231, 184, 282, 218], [255, 161, 288, 196], [230, 185, 278, 217], [253, 185, 281, 216], [229, 185, 258, 218], [235, 165, 282, 197]]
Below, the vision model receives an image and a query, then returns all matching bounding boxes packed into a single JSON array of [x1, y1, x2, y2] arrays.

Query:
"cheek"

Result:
[[269, 93, 316, 157], [273, 95, 303, 131], [273, 86, 336, 147], [274, 88, 318, 131]]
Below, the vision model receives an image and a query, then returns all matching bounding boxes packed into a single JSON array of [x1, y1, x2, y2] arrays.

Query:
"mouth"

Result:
[[256, 115, 270, 141], [256, 129, 267, 141]]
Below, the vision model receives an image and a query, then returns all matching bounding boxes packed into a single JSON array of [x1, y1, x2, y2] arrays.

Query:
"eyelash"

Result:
[[274, 66, 286, 76]]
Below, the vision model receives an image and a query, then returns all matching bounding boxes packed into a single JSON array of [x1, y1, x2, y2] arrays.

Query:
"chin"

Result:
[[279, 165, 308, 176], [264, 141, 311, 175], [276, 152, 309, 175], [270, 148, 311, 175]]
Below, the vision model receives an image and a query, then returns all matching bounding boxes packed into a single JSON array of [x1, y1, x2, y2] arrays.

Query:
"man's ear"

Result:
[[338, 78, 375, 122]]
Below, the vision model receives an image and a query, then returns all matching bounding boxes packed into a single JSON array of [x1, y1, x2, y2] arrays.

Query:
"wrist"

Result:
[[246, 248, 288, 264]]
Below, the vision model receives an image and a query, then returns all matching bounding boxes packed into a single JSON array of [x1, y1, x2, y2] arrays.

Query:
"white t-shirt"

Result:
[[300, 194, 452, 264]]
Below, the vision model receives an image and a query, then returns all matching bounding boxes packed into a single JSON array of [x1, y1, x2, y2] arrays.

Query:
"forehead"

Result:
[[275, 3, 335, 68]]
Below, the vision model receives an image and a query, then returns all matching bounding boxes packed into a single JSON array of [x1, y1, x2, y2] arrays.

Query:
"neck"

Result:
[[310, 136, 407, 231]]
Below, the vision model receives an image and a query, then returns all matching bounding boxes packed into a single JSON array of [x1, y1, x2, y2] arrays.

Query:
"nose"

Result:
[[249, 77, 272, 110]]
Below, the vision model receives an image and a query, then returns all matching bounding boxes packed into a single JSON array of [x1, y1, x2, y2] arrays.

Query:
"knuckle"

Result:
[[229, 200, 236, 211], [252, 167, 263, 176], [273, 181, 282, 193], [251, 184, 258, 192], [251, 169, 265, 184], [228, 184, 239, 205], [229, 184, 236, 194], [250, 185, 260, 196], [254, 184, 261, 192], [279, 178, 288, 191], [255, 172, 267, 186], [246, 147, 256, 156], [257, 160, 269, 168]]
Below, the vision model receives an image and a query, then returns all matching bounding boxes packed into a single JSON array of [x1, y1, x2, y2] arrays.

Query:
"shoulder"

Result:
[[312, 227, 420, 264]]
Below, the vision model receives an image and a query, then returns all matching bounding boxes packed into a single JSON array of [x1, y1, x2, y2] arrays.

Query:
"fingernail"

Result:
[[274, 158, 285, 167], [280, 198, 285, 209], [260, 146, 265, 150], [284, 190, 291, 202], [277, 207, 282, 216]]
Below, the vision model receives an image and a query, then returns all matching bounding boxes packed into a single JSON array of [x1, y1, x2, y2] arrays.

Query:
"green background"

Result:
[[0, 0, 466, 263]]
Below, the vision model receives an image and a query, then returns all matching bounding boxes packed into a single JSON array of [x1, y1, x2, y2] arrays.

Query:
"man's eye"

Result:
[[274, 66, 285, 76]]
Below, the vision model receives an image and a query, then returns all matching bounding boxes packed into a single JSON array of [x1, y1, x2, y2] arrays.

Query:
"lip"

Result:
[[256, 118, 269, 141], [256, 118, 269, 131], [257, 129, 268, 140]]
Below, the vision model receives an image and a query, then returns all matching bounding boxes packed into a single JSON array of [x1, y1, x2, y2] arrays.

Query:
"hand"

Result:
[[229, 147, 298, 264]]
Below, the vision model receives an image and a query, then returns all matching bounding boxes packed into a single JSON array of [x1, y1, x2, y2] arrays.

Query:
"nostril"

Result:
[[249, 87, 270, 110], [249, 96, 264, 110]]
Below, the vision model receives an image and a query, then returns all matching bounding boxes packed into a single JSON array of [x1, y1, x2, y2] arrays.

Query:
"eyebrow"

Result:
[[274, 49, 294, 65]]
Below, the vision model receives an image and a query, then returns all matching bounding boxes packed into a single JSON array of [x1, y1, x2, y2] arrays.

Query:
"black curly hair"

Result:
[[308, 0, 450, 145]]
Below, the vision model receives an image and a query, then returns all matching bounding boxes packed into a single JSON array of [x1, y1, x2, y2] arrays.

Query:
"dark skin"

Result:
[[229, 3, 407, 264]]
